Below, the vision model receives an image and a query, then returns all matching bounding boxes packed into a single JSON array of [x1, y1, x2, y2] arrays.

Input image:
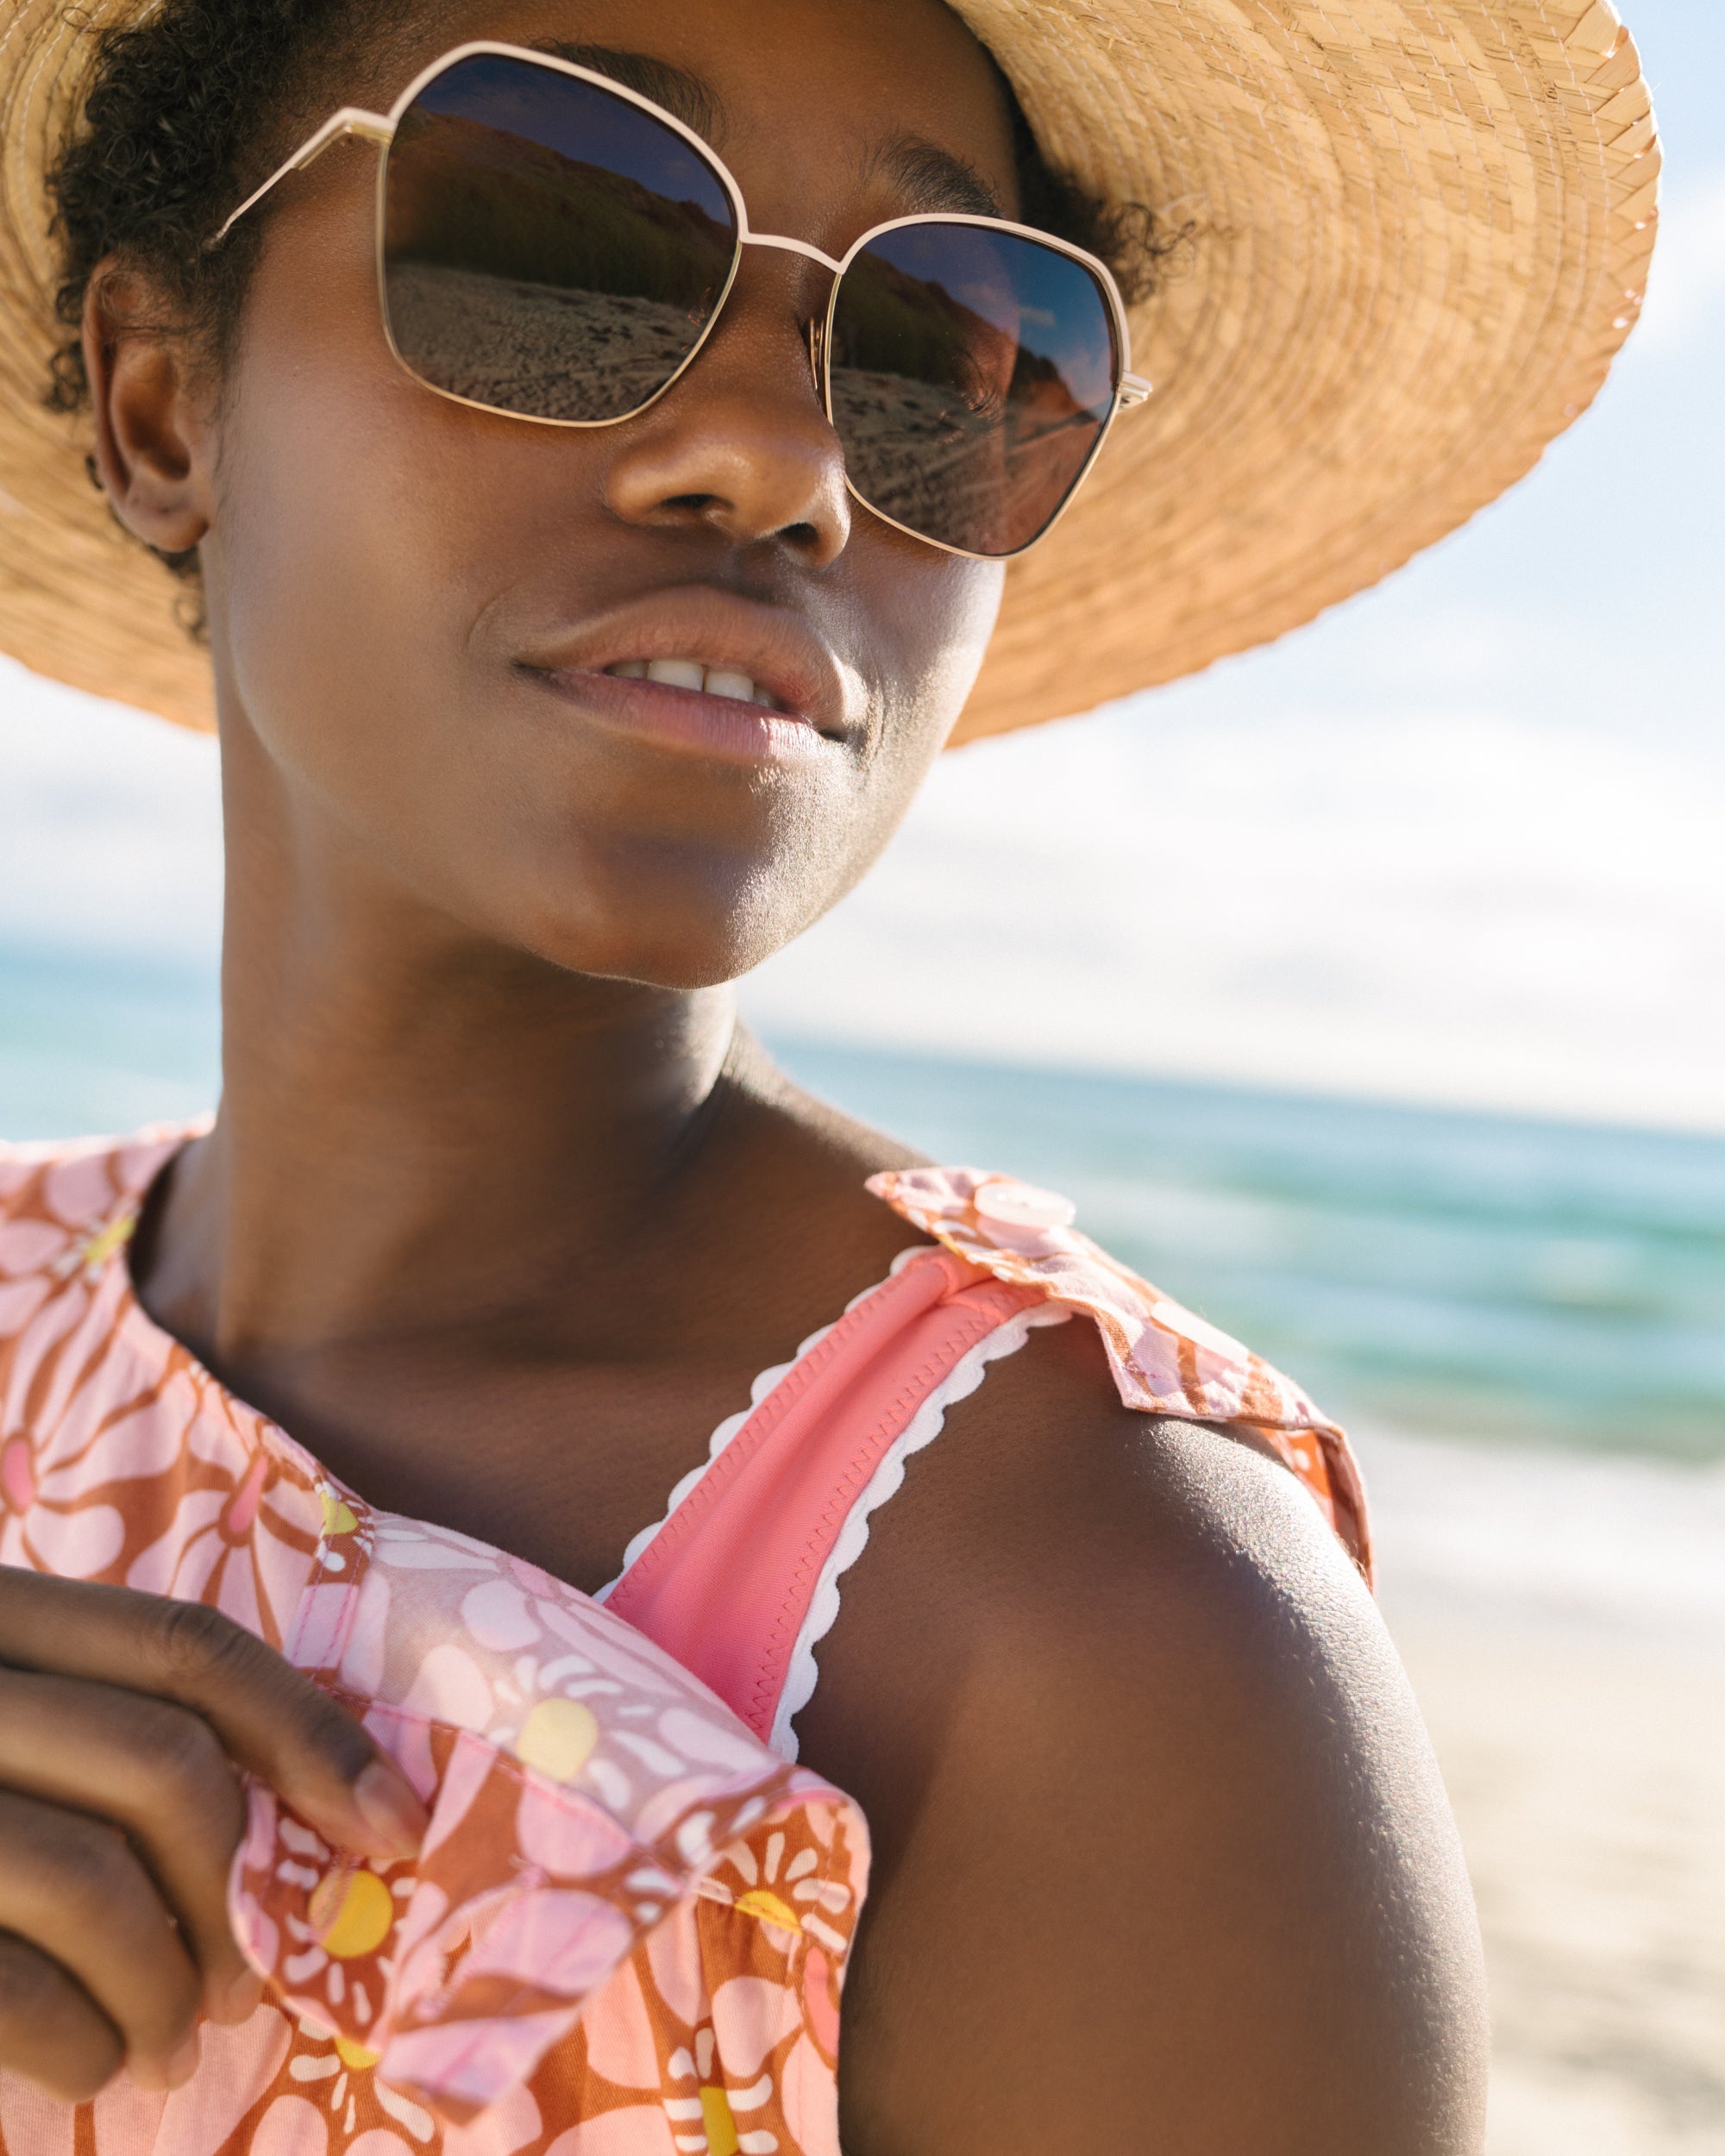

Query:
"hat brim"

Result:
[[0, 0, 1659, 743]]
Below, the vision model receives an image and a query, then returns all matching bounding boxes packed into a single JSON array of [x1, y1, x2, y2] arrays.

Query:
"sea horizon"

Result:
[[5, 931, 1722, 1476]]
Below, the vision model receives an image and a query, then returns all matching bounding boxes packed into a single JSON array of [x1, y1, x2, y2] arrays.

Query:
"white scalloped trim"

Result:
[[593, 1247, 938, 1604], [768, 1300, 1070, 1761]]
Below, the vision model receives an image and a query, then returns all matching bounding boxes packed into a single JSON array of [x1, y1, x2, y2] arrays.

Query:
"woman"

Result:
[[0, 0, 1653, 2148]]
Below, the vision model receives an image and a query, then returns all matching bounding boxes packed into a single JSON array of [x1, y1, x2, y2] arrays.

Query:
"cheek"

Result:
[[203, 226, 612, 919], [210, 296, 504, 786], [853, 548, 1005, 780], [765, 545, 1002, 920]]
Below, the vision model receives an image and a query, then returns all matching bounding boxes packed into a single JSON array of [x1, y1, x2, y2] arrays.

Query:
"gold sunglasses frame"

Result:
[[213, 39, 1153, 561]]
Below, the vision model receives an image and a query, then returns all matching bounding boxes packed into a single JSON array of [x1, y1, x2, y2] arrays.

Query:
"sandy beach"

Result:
[[1367, 1434, 1725, 2154]]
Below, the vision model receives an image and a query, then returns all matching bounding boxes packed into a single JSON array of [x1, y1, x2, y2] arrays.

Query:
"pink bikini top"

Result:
[[0, 1132, 1368, 2156]]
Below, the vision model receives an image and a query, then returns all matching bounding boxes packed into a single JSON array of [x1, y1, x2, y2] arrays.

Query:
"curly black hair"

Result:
[[45, 0, 1169, 594]]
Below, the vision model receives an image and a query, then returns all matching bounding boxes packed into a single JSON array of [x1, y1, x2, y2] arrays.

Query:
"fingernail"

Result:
[[220, 1969, 265, 2024], [352, 1759, 429, 1857], [165, 2031, 201, 2090]]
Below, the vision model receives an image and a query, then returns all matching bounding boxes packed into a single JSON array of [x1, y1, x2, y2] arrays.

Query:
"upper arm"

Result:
[[828, 1400, 1489, 2156]]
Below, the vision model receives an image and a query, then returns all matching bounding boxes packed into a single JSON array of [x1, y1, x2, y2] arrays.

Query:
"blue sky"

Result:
[[2, 0, 1720, 1130]]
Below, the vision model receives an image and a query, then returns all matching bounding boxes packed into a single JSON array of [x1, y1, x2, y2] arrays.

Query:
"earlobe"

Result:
[[81, 265, 215, 558]]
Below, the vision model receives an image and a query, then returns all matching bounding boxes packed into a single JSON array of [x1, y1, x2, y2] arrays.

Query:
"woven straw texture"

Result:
[[0, 0, 1659, 743]]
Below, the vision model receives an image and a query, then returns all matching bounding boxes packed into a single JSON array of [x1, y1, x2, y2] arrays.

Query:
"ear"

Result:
[[81, 262, 218, 557]]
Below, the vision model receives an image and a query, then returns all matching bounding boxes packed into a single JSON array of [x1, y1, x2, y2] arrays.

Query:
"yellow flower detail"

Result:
[[335, 2038, 380, 2071], [699, 2085, 741, 2156], [517, 1697, 599, 1781], [320, 1490, 359, 1539], [310, 1866, 394, 1958], [732, 1888, 801, 1934], [80, 1213, 136, 1273]]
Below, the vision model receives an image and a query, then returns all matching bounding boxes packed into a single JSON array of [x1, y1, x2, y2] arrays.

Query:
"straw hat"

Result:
[[0, 0, 1658, 744]]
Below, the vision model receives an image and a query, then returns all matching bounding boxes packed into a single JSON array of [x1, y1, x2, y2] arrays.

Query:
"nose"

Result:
[[601, 280, 851, 570]]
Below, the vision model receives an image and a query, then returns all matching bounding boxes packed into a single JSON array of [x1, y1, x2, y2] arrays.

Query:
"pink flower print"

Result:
[[233, 1789, 411, 2050], [701, 1829, 853, 1965], [577, 1970, 787, 2156], [121, 1434, 322, 1645], [0, 1436, 34, 1511], [1143, 1298, 1253, 1418], [461, 1576, 543, 1651], [514, 1780, 638, 1879], [460, 1888, 637, 1996], [545, 2109, 679, 2155], [663, 2020, 786, 2156], [85, 2006, 296, 2156], [47, 1205, 137, 1284], [440, 2077, 544, 2156], [0, 1212, 76, 1279], [285, 2023, 436, 2148], [11, 1494, 126, 1576], [384, 2006, 580, 2126], [244, 2091, 328, 2156], [340, 2131, 421, 2156]]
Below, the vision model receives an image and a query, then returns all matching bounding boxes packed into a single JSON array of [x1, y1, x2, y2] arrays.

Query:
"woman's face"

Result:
[[195, 0, 1018, 987]]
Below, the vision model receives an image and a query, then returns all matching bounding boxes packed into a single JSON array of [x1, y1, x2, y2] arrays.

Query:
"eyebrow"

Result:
[[525, 53, 1007, 225], [865, 133, 1007, 221], [534, 42, 724, 143], [532, 52, 1003, 218]]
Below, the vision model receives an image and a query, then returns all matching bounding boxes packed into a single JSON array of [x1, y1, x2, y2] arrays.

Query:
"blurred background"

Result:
[[3, 1, 1722, 2146]]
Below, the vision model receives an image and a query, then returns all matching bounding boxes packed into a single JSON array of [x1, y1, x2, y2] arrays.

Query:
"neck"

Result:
[[142, 760, 741, 1368]]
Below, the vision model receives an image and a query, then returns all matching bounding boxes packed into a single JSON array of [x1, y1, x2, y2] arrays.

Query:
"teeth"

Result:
[[644, 658, 705, 691], [704, 668, 756, 704], [604, 658, 776, 708]]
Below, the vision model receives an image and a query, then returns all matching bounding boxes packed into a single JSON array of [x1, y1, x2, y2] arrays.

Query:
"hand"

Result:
[[0, 1568, 428, 2103]]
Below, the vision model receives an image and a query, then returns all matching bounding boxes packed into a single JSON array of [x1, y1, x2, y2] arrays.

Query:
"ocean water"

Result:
[[774, 1040, 1725, 1465], [3, 937, 1722, 1468]]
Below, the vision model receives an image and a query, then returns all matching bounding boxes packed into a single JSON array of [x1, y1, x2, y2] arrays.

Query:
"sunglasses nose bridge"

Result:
[[741, 231, 844, 278], [730, 233, 838, 393]]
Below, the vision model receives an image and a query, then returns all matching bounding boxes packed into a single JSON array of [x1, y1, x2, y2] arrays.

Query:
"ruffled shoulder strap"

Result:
[[867, 1167, 1372, 1581]]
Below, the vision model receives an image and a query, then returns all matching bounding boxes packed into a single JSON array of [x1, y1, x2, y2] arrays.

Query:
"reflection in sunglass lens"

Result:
[[828, 223, 1120, 556], [382, 53, 737, 423]]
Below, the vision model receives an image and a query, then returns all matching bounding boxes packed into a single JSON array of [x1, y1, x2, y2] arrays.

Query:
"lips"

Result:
[[516, 587, 860, 743]]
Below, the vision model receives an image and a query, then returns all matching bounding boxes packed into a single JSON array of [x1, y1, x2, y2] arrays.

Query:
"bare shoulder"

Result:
[[800, 1318, 1489, 2156]]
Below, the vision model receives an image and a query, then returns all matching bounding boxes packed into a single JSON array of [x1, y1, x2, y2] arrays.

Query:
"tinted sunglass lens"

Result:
[[382, 53, 737, 423], [828, 224, 1120, 555]]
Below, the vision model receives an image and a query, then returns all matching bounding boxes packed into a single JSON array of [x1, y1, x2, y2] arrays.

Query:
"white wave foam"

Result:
[[1360, 1426, 1725, 1641]]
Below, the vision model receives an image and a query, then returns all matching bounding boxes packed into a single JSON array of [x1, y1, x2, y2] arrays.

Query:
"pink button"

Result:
[[973, 1178, 1077, 1234]]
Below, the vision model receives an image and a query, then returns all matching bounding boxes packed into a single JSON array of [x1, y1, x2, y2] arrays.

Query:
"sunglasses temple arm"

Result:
[[1117, 372, 1153, 408], [207, 107, 393, 250]]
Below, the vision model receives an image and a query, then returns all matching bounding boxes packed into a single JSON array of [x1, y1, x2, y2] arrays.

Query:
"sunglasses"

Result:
[[214, 41, 1151, 561]]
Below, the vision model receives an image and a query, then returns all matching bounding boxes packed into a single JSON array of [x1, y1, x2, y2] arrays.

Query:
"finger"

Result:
[[0, 1789, 202, 2091], [0, 1572, 426, 1860], [0, 1930, 125, 2104], [0, 1669, 257, 2021]]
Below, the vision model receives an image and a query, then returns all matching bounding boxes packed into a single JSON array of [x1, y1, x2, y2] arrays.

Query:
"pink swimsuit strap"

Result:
[[605, 1167, 1370, 1756], [604, 1244, 1044, 1745]]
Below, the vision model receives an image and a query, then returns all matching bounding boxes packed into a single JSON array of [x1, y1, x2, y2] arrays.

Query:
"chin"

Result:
[[522, 931, 769, 996], [505, 865, 808, 995]]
